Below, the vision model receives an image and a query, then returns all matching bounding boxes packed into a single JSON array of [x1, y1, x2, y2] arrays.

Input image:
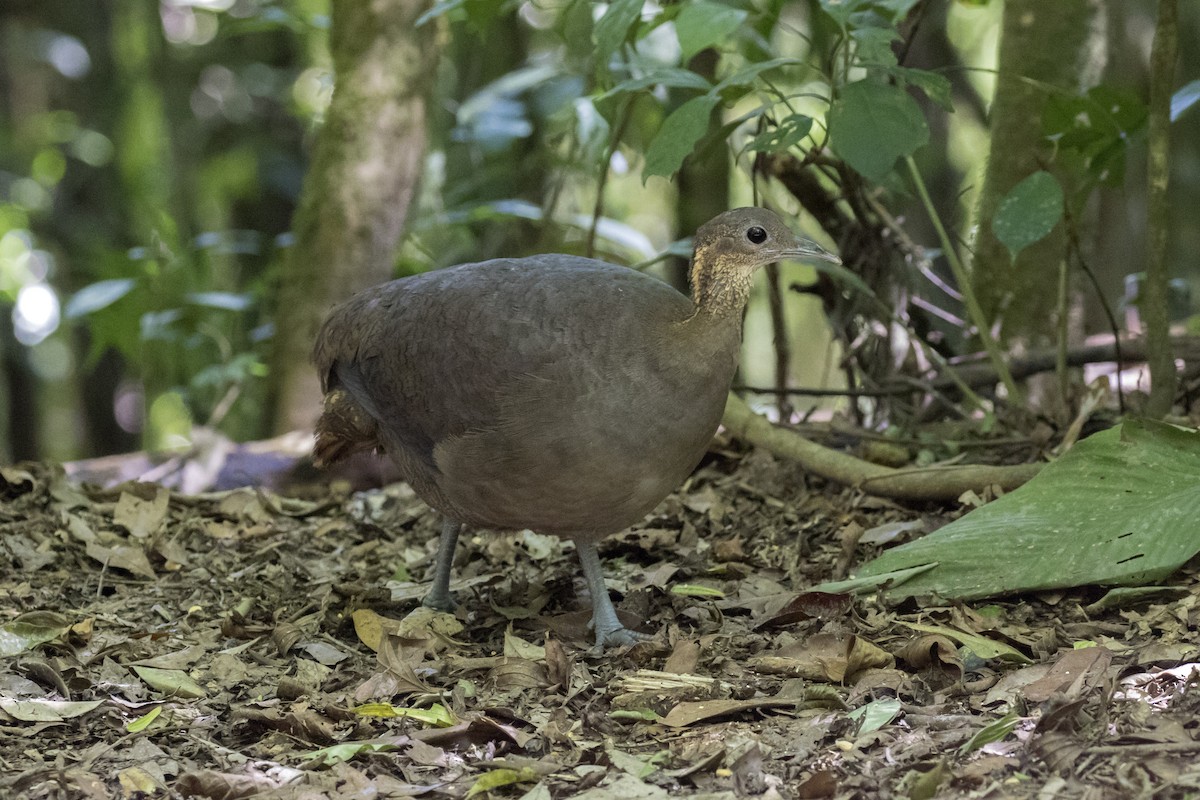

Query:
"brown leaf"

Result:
[[795, 769, 839, 798], [233, 705, 337, 745], [663, 639, 701, 675], [755, 592, 854, 629], [751, 633, 893, 683], [0, 465, 37, 497], [544, 636, 572, 688], [114, 488, 170, 540], [175, 766, 301, 799], [489, 657, 547, 690], [1022, 646, 1113, 703], [84, 541, 155, 578], [413, 715, 533, 749], [896, 634, 964, 675], [660, 698, 798, 728]]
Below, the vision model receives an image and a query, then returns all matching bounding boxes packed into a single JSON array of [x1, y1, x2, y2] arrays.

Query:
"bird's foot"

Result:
[[591, 621, 653, 650], [421, 591, 457, 613]]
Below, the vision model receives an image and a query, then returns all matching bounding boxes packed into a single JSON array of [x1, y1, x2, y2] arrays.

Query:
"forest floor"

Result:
[[1, 436, 1199, 800]]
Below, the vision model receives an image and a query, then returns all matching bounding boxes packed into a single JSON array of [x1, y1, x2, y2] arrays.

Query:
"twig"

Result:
[[1063, 202, 1125, 413], [585, 96, 633, 259], [905, 156, 1022, 404], [765, 262, 792, 418], [722, 393, 1042, 502]]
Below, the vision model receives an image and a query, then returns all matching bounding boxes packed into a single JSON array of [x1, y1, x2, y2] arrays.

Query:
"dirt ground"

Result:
[[1, 440, 1199, 800]]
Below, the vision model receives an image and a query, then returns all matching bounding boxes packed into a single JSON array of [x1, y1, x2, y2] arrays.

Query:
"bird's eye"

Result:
[[746, 226, 767, 244]]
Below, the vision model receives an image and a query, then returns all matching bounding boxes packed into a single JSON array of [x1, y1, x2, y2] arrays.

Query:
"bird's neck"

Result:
[[688, 247, 753, 320]]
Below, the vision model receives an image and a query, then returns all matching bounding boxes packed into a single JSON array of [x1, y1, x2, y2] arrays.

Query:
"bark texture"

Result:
[[270, 0, 437, 434], [972, 0, 1106, 347], [1144, 0, 1179, 417]]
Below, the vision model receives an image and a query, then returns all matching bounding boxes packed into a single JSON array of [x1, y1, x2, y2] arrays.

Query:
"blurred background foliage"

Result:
[[0, 0, 1197, 465]]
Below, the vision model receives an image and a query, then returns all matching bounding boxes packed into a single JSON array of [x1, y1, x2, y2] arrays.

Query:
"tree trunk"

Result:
[[1144, 0, 1178, 417], [269, 0, 438, 434], [0, 318, 13, 464], [672, 48, 730, 291], [972, 0, 1106, 347]]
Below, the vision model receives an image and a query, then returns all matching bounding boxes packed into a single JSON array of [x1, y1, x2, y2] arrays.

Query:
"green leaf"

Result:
[[880, 66, 953, 111], [991, 171, 1063, 261], [713, 57, 799, 93], [671, 583, 725, 598], [899, 622, 1032, 664], [819, 0, 919, 27], [818, 0, 869, 27], [1171, 79, 1200, 122], [131, 666, 207, 699], [350, 702, 456, 726], [856, 420, 1200, 600], [960, 710, 1021, 754], [596, 67, 712, 101], [594, 0, 643, 59], [643, 94, 719, 179], [126, 706, 163, 733], [745, 114, 813, 153], [675, 2, 747, 61], [0, 612, 72, 657], [828, 80, 929, 182], [848, 697, 901, 734], [65, 278, 136, 319], [305, 739, 408, 767], [559, 0, 594, 58], [850, 25, 899, 66], [465, 768, 540, 798], [1043, 86, 1146, 185]]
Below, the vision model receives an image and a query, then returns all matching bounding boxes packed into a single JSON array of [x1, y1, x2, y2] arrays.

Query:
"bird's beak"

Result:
[[781, 236, 841, 265]]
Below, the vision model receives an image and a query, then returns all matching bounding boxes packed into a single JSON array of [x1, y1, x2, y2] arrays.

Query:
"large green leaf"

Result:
[[745, 114, 813, 154], [991, 171, 1063, 261], [828, 80, 928, 182], [643, 95, 719, 179], [594, 0, 643, 59], [675, 2, 747, 61], [853, 420, 1200, 600], [595, 67, 712, 101], [1043, 86, 1146, 186]]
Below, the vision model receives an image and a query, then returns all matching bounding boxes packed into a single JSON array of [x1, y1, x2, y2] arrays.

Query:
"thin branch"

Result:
[[585, 95, 633, 259], [1062, 202, 1125, 413], [905, 155, 1022, 404]]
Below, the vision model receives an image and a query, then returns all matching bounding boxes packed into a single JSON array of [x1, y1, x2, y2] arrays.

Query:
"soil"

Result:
[[1, 441, 1198, 799]]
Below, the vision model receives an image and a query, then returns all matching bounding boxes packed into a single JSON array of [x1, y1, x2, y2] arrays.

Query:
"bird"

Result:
[[311, 207, 840, 648]]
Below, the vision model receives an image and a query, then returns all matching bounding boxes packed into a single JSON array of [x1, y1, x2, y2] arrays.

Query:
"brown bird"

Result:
[[312, 208, 839, 648]]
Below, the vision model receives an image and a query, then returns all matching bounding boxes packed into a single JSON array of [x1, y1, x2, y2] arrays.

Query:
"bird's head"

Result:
[[689, 207, 840, 312]]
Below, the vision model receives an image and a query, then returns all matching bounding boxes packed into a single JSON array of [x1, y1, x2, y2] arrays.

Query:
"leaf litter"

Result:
[[1, 445, 1199, 799]]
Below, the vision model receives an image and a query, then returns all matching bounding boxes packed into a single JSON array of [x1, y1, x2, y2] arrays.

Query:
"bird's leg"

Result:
[[575, 541, 649, 648], [421, 518, 462, 612]]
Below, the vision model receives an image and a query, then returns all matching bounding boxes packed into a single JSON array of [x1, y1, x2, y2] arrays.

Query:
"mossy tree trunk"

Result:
[[972, 0, 1106, 348], [1144, 0, 1179, 417], [270, 0, 438, 434]]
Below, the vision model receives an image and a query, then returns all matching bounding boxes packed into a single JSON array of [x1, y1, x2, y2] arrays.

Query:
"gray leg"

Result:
[[422, 518, 462, 612], [576, 541, 649, 648]]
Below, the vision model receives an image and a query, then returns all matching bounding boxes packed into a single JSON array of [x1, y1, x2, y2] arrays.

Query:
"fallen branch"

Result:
[[939, 334, 1200, 392], [721, 393, 1043, 502]]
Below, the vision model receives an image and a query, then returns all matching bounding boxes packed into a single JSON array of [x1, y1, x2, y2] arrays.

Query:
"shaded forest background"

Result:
[[1, 0, 1198, 466]]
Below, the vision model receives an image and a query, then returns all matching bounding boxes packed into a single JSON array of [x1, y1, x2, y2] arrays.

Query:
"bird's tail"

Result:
[[313, 388, 380, 467]]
